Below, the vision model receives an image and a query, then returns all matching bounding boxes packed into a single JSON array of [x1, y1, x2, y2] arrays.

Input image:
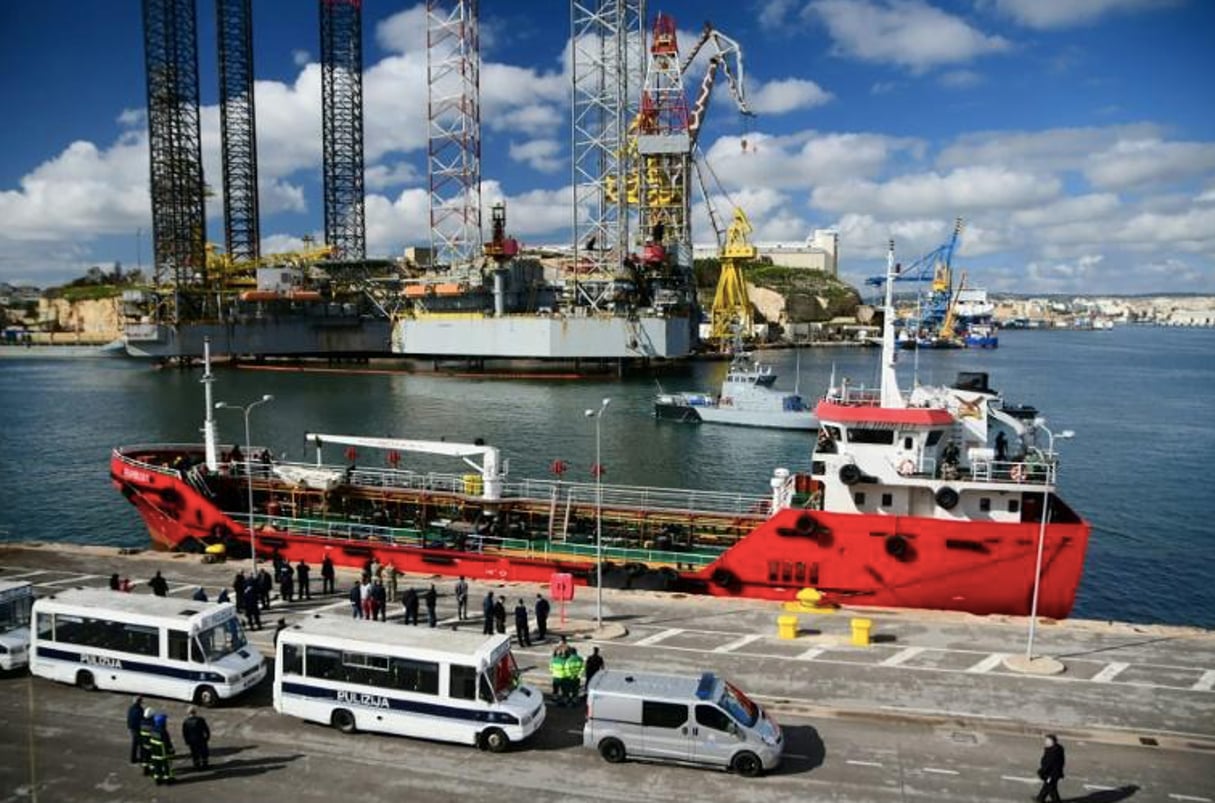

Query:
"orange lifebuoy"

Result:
[[897, 459, 915, 476], [1010, 463, 1026, 482]]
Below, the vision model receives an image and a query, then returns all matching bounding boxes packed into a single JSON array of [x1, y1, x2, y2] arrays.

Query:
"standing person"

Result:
[[127, 696, 145, 765], [403, 586, 419, 625], [149, 571, 168, 597], [563, 647, 584, 706], [372, 579, 388, 621], [386, 564, 400, 604], [424, 584, 438, 628], [148, 712, 176, 785], [181, 706, 210, 770], [257, 568, 273, 610], [995, 430, 1009, 463], [370, 558, 382, 583], [242, 581, 262, 630], [138, 707, 156, 776], [233, 570, 247, 612], [492, 596, 507, 634], [513, 599, 531, 647], [549, 644, 567, 705], [279, 568, 294, 604], [321, 554, 335, 595], [360, 576, 374, 620], [534, 593, 550, 641], [584, 646, 604, 690], [482, 590, 495, 635], [1036, 734, 1066, 803], [296, 560, 311, 601], [110, 573, 121, 591], [454, 576, 469, 620], [349, 580, 363, 619]]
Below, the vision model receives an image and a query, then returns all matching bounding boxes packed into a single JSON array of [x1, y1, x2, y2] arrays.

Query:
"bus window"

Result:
[[194, 617, 248, 663], [387, 657, 439, 695], [306, 646, 343, 681], [450, 665, 478, 700], [122, 623, 159, 657], [342, 651, 390, 686], [53, 614, 87, 645], [36, 613, 52, 641], [168, 630, 190, 662], [282, 643, 303, 676]]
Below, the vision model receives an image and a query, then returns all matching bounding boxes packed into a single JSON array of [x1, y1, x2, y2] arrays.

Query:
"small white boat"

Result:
[[654, 350, 818, 431]]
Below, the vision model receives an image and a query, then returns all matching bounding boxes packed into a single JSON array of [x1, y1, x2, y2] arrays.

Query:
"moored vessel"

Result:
[[111, 242, 1089, 617], [654, 349, 817, 430]]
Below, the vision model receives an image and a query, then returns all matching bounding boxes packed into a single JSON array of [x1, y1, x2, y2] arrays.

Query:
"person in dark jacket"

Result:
[[482, 590, 495, 635], [233, 570, 247, 612], [280, 568, 294, 603], [296, 560, 311, 600], [492, 596, 507, 634], [424, 584, 438, 627], [242, 582, 261, 630], [110, 573, 121, 591], [372, 579, 388, 621], [534, 593, 551, 640], [149, 571, 168, 597], [513, 599, 531, 647], [127, 696, 145, 764], [1036, 734, 1066, 803], [584, 646, 604, 690], [181, 706, 211, 770], [258, 568, 273, 609], [321, 554, 335, 595], [349, 580, 363, 618], [403, 586, 420, 625]]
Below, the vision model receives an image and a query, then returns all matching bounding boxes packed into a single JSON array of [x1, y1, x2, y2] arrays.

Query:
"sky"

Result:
[[0, 0, 1212, 296]]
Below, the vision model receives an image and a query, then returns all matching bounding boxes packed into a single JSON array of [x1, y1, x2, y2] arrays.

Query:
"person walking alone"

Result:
[[482, 590, 495, 635], [181, 706, 210, 770], [424, 584, 438, 628], [455, 576, 469, 621], [127, 696, 145, 765], [1036, 734, 1066, 803], [321, 554, 335, 595], [584, 646, 604, 690], [534, 593, 550, 641], [513, 599, 531, 647]]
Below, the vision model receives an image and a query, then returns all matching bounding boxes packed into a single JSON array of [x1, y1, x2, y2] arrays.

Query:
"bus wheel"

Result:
[[599, 737, 626, 764], [75, 670, 96, 692], [196, 685, 219, 708], [733, 750, 762, 778], [332, 709, 357, 734], [482, 728, 509, 753]]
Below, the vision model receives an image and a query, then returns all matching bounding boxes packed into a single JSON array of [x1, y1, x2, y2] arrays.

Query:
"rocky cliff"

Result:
[[695, 260, 863, 329]]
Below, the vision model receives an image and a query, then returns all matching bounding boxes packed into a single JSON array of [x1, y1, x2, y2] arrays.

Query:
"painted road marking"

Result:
[[797, 647, 827, 661], [846, 760, 884, 768], [1001, 775, 1039, 784], [966, 653, 1008, 674], [881, 646, 925, 667], [923, 767, 959, 775], [40, 574, 100, 587], [714, 634, 763, 653], [168, 583, 199, 596], [1192, 670, 1215, 692], [1, 570, 51, 581], [1092, 662, 1130, 683], [1168, 795, 1213, 802], [1084, 784, 1116, 791], [881, 705, 1010, 721], [635, 628, 683, 647]]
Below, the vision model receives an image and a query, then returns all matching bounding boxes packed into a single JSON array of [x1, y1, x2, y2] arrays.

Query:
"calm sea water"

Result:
[[1, 326, 1212, 627]]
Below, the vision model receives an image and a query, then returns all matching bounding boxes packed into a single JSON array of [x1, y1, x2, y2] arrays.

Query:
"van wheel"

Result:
[[599, 737, 626, 764], [483, 727, 509, 753], [733, 750, 762, 778], [332, 709, 356, 734], [195, 685, 219, 708], [75, 670, 96, 692]]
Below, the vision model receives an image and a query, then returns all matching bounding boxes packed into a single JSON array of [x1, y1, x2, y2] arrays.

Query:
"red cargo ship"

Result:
[[111, 245, 1090, 618]]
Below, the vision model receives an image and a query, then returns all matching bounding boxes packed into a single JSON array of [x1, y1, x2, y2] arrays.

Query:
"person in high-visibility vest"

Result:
[[563, 647, 584, 706], [549, 646, 568, 703], [138, 709, 156, 776], [148, 713, 176, 785]]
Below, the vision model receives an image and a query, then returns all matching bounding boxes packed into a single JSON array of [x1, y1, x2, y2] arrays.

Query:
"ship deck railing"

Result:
[[901, 455, 1058, 485], [226, 512, 722, 570]]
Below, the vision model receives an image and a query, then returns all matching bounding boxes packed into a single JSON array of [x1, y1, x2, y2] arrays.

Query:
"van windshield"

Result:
[[194, 616, 248, 662], [719, 681, 759, 727], [489, 651, 520, 701]]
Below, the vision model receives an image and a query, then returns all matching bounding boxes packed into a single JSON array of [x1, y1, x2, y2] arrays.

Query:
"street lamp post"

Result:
[[584, 398, 611, 630], [216, 395, 274, 576], [1024, 421, 1074, 660]]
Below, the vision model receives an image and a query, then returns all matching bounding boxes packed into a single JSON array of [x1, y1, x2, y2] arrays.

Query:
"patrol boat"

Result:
[[109, 242, 1090, 617]]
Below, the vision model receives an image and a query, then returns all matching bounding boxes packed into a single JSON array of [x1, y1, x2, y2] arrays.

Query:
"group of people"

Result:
[[549, 638, 604, 706], [483, 589, 551, 646], [126, 696, 211, 786]]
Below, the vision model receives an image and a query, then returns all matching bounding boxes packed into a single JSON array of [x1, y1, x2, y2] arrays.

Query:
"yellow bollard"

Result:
[[777, 615, 799, 640], [850, 617, 872, 647]]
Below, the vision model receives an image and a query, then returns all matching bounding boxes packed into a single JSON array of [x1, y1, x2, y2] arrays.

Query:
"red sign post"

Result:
[[550, 572, 574, 624]]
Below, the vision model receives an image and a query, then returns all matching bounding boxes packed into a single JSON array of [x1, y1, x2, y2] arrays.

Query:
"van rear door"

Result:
[[641, 700, 691, 761]]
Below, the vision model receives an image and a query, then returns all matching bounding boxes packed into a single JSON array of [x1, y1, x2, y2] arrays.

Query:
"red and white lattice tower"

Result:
[[636, 12, 691, 256], [427, 0, 481, 271]]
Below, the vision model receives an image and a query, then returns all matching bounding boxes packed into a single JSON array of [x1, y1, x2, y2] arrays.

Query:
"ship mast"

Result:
[[880, 239, 905, 409], [201, 337, 219, 470]]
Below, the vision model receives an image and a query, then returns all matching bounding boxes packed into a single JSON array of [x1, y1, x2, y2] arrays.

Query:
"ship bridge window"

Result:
[[1008, 499, 1020, 513], [925, 431, 943, 447], [853, 491, 866, 506], [979, 498, 991, 512], [846, 428, 895, 445], [902, 436, 914, 450], [881, 493, 892, 507]]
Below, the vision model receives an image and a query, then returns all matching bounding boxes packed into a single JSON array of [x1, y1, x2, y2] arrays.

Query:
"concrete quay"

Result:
[[2, 542, 1214, 802]]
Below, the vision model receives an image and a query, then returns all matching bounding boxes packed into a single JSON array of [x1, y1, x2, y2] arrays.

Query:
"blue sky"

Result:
[[1, 0, 1212, 295]]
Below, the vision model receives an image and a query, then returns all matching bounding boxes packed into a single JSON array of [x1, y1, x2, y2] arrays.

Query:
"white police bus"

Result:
[[274, 617, 546, 751], [0, 580, 34, 671], [29, 588, 265, 705]]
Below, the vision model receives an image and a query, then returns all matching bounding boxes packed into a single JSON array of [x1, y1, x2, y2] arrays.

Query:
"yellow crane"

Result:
[[709, 207, 755, 349]]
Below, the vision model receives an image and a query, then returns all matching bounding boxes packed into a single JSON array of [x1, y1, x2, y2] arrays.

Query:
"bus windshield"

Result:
[[488, 651, 520, 701], [195, 616, 248, 662], [719, 680, 759, 727], [0, 594, 33, 635]]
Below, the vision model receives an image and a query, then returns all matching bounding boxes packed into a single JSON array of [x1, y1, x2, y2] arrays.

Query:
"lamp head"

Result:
[[261, 394, 274, 402], [601, 397, 611, 410], [1059, 430, 1075, 439], [214, 401, 228, 410], [584, 409, 595, 418]]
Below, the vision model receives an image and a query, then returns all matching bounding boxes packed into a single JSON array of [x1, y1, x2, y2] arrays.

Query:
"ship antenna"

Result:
[[202, 337, 219, 471], [880, 239, 905, 408]]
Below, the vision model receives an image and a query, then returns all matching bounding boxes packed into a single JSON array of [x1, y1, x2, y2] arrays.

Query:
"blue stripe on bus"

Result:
[[34, 645, 227, 684], [280, 680, 521, 725]]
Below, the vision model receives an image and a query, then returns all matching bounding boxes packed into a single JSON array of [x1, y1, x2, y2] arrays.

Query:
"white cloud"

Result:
[[702, 130, 921, 192], [809, 0, 1011, 73], [938, 70, 984, 89], [748, 78, 833, 114], [990, 0, 1174, 30], [508, 139, 564, 174], [758, 0, 801, 30], [1026, 253, 1105, 291], [365, 162, 422, 191], [812, 166, 1061, 217], [374, 4, 429, 55], [1085, 139, 1215, 190], [260, 180, 307, 215], [936, 123, 1162, 172], [1010, 193, 1120, 227]]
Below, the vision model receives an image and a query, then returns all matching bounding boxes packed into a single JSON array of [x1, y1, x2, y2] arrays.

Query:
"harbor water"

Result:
[[1, 326, 1212, 627]]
